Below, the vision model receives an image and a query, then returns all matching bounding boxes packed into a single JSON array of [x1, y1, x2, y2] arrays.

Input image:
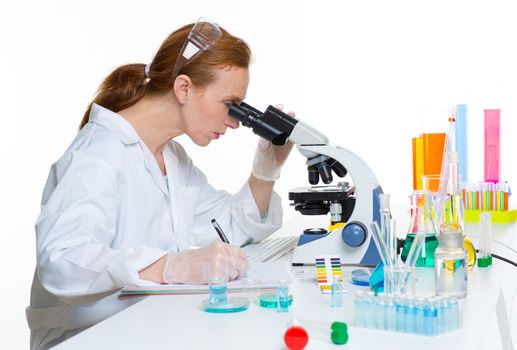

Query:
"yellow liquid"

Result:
[[464, 236, 477, 270]]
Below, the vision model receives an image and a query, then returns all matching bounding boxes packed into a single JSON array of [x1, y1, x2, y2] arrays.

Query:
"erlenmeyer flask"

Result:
[[400, 191, 438, 267]]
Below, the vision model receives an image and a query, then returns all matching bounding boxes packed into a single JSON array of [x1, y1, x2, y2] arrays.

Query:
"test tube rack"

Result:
[[354, 292, 462, 336]]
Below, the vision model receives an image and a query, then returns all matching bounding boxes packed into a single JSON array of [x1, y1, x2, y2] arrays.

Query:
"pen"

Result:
[[211, 218, 229, 243]]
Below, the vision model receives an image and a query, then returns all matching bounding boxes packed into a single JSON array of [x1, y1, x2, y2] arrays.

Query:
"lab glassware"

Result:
[[434, 223, 468, 298], [401, 191, 438, 267], [277, 280, 290, 313], [484, 109, 501, 183]]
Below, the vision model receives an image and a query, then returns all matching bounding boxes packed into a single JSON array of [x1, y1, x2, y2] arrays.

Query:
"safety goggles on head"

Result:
[[172, 17, 222, 80]]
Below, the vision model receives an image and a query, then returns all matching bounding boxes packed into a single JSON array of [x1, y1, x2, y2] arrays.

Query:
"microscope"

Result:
[[228, 103, 382, 267]]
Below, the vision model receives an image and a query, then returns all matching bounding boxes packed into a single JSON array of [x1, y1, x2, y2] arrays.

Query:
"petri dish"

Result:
[[259, 292, 293, 308], [201, 297, 250, 313]]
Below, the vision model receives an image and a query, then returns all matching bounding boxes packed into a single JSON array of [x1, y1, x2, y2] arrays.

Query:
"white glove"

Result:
[[251, 104, 295, 182], [162, 242, 247, 285]]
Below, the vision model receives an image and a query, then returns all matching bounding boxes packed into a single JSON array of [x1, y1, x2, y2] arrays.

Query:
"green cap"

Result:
[[477, 256, 492, 268], [331, 330, 349, 345], [331, 321, 347, 332]]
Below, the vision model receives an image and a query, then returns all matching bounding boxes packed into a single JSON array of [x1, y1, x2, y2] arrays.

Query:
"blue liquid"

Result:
[[277, 286, 289, 313], [331, 282, 343, 308], [209, 284, 228, 305]]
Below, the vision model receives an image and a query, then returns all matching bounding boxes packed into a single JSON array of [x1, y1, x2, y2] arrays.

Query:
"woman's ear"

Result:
[[173, 75, 192, 104]]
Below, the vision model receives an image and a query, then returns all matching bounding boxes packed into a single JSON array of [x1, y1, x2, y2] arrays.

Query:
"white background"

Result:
[[1, 0, 516, 348]]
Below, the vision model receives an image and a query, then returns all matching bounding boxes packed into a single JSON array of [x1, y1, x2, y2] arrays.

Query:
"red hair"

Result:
[[80, 22, 251, 129]]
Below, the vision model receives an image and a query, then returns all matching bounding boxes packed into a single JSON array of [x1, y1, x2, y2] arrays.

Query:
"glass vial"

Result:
[[331, 275, 344, 308], [434, 223, 468, 298], [277, 280, 290, 313]]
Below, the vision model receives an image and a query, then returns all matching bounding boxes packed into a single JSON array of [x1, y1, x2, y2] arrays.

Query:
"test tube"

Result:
[[331, 275, 344, 308], [277, 280, 290, 313], [504, 182, 509, 211], [423, 297, 437, 336], [496, 183, 503, 211], [385, 294, 396, 331], [434, 296, 445, 335], [400, 230, 425, 293], [395, 295, 406, 332], [456, 104, 468, 183], [380, 194, 397, 266], [441, 297, 451, 333], [415, 297, 426, 334], [370, 222, 390, 267], [354, 291, 366, 327], [484, 109, 501, 183], [405, 296, 417, 334], [365, 292, 375, 328], [449, 297, 460, 331], [478, 212, 492, 267]]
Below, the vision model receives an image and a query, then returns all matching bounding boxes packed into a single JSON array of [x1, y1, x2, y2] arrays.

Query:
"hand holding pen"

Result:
[[211, 218, 253, 247], [161, 220, 247, 284]]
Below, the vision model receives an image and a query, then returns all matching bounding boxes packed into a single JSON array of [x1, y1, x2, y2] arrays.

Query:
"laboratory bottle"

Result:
[[401, 191, 438, 267], [434, 223, 468, 298]]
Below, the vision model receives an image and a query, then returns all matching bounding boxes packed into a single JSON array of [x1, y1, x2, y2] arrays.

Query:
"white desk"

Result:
[[56, 220, 517, 350]]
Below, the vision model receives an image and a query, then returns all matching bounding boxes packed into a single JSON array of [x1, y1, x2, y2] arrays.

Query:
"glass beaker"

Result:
[[422, 174, 441, 193], [384, 264, 415, 295], [206, 262, 229, 305], [400, 191, 438, 267], [434, 223, 468, 298]]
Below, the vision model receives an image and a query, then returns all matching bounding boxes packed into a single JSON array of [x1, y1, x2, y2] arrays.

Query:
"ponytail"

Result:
[[80, 63, 147, 129]]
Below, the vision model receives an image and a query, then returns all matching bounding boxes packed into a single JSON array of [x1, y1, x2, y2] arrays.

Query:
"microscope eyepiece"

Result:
[[228, 102, 298, 146], [228, 102, 262, 126]]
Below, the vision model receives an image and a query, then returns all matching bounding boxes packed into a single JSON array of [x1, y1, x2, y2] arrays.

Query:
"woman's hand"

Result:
[[251, 104, 295, 182], [161, 242, 247, 284]]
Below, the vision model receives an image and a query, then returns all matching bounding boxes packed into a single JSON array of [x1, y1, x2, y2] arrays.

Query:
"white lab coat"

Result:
[[27, 104, 283, 349]]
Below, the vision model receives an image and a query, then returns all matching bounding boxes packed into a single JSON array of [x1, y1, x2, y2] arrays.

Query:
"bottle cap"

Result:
[[331, 321, 348, 332], [331, 330, 349, 345], [284, 326, 308, 350], [477, 256, 492, 267]]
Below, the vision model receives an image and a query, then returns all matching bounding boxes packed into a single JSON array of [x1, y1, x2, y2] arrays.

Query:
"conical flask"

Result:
[[400, 191, 438, 267], [439, 152, 477, 270]]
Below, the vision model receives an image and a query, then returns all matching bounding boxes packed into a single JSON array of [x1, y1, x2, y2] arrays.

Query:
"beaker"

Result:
[[400, 191, 438, 267], [206, 262, 228, 305], [434, 223, 468, 298], [384, 264, 415, 295], [422, 174, 441, 193]]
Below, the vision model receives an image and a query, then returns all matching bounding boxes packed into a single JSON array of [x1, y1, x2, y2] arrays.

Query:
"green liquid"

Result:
[[400, 233, 439, 267]]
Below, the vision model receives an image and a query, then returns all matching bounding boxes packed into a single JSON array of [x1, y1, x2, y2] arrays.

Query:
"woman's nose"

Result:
[[225, 116, 240, 129]]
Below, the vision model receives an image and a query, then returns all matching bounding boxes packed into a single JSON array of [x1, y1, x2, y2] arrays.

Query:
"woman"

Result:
[[27, 19, 293, 349]]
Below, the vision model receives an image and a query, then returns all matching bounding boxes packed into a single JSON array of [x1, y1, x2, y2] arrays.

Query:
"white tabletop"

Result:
[[56, 220, 517, 350]]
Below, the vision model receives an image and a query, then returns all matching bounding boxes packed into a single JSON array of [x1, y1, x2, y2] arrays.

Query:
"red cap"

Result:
[[284, 326, 309, 350]]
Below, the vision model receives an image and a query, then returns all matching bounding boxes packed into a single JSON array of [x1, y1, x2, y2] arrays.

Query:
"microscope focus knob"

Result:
[[341, 222, 367, 247]]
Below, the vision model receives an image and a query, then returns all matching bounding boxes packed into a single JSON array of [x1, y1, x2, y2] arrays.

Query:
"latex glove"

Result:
[[251, 104, 295, 181], [162, 242, 247, 284]]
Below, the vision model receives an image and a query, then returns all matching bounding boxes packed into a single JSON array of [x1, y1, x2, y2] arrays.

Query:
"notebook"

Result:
[[120, 261, 291, 297]]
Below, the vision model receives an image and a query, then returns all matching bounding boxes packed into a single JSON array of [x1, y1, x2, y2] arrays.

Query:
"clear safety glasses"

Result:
[[172, 18, 222, 80]]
